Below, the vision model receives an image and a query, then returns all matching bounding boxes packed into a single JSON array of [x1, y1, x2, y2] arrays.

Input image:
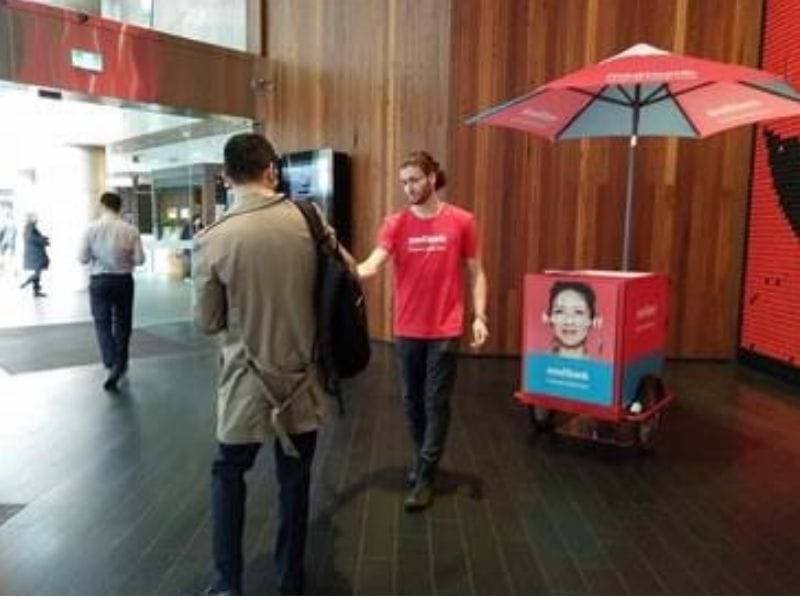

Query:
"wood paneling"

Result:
[[263, 0, 451, 341], [263, 0, 763, 358]]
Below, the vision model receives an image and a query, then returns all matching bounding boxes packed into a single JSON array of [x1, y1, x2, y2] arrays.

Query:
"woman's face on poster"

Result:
[[549, 289, 592, 350]]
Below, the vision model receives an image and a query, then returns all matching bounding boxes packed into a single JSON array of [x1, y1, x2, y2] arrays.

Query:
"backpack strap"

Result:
[[294, 200, 323, 243], [294, 200, 339, 255], [292, 200, 346, 414]]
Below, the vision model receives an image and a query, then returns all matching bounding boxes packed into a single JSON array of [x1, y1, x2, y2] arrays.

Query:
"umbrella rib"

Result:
[[669, 81, 715, 99], [738, 80, 800, 103], [463, 88, 546, 124], [641, 83, 668, 104], [616, 85, 635, 104], [642, 81, 717, 106], [642, 94, 670, 106], [567, 86, 630, 107], [663, 87, 701, 137], [554, 86, 608, 139]]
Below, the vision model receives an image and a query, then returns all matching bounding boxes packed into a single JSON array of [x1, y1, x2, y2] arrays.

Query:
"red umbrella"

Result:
[[466, 43, 800, 268]]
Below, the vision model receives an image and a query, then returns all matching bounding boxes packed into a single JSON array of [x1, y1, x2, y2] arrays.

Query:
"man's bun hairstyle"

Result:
[[400, 150, 446, 190]]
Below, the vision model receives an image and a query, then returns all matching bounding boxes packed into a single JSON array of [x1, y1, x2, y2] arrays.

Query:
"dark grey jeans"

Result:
[[211, 431, 317, 595], [395, 337, 458, 483], [89, 273, 134, 371]]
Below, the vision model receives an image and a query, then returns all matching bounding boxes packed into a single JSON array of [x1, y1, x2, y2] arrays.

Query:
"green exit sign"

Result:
[[70, 49, 103, 73]]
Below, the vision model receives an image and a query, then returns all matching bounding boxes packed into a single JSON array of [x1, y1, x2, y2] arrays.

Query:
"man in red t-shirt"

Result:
[[358, 150, 488, 511]]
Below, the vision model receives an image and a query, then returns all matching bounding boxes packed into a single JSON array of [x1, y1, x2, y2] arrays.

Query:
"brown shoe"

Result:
[[404, 482, 433, 511]]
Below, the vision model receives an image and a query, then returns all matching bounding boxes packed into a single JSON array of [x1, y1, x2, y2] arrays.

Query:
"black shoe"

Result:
[[205, 586, 235, 596], [406, 466, 418, 488], [33, 291, 46, 298], [404, 482, 433, 511], [103, 369, 121, 391], [104, 361, 129, 389]]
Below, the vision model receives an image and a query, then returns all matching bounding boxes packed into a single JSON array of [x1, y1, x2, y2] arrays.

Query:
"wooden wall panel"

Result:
[[263, 0, 762, 358], [263, 0, 451, 341]]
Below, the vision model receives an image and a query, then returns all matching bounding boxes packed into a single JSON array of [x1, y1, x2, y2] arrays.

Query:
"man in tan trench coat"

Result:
[[193, 132, 334, 595]]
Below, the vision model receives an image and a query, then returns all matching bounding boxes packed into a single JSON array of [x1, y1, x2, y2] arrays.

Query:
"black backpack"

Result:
[[294, 201, 371, 407]]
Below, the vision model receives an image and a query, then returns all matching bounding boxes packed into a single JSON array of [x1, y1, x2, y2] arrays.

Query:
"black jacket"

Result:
[[23, 223, 50, 271]]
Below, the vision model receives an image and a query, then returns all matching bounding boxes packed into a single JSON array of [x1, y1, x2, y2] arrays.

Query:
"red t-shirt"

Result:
[[378, 203, 477, 338]]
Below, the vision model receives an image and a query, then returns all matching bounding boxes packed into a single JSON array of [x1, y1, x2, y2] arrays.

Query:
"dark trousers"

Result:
[[395, 337, 458, 483], [211, 431, 317, 595], [21, 269, 42, 294], [89, 274, 134, 371]]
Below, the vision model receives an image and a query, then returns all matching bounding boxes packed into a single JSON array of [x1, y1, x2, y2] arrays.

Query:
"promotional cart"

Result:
[[462, 43, 800, 450], [515, 270, 675, 449]]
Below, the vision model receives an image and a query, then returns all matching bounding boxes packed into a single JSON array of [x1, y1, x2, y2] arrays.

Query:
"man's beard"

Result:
[[409, 186, 432, 205]]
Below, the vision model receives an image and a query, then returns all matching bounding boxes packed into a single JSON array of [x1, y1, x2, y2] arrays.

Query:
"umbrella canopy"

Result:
[[466, 43, 800, 141], [466, 43, 800, 269]]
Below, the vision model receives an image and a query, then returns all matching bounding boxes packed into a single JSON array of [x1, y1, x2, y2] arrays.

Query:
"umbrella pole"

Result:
[[621, 135, 638, 271]]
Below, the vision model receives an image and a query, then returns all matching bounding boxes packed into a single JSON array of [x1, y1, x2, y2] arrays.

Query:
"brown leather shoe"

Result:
[[404, 482, 433, 511]]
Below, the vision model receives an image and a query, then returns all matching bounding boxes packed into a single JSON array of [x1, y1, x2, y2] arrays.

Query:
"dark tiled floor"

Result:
[[1, 328, 799, 595], [0, 321, 209, 374]]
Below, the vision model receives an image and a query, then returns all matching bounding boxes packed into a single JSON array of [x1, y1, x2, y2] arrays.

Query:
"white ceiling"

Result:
[[106, 132, 242, 175], [0, 81, 250, 183], [0, 81, 201, 148]]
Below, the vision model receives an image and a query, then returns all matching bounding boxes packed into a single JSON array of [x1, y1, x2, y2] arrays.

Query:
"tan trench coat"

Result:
[[192, 187, 331, 454]]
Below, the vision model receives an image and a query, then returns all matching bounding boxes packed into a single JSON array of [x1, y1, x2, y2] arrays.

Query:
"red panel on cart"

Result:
[[521, 271, 668, 414], [522, 274, 619, 407]]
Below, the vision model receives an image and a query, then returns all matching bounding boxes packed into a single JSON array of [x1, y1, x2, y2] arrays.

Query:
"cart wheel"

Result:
[[636, 413, 661, 450], [632, 375, 666, 451], [527, 406, 553, 432]]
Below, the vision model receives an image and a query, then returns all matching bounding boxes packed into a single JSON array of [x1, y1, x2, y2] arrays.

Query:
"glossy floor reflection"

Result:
[[0, 328, 799, 594], [0, 272, 192, 329]]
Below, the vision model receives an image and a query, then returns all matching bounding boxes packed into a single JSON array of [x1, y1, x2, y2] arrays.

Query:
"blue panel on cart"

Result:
[[523, 354, 614, 406], [621, 352, 665, 406]]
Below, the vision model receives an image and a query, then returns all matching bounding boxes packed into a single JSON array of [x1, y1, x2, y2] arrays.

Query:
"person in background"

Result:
[[78, 192, 145, 391], [357, 150, 489, 511], [20, 213, 49, 298]]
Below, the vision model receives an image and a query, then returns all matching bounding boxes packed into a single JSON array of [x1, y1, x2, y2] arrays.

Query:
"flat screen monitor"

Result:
[[280, 149, 350, 246]]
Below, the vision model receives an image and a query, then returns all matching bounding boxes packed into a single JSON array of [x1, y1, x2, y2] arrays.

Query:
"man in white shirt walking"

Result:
[[78, 192, 145, 391]]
